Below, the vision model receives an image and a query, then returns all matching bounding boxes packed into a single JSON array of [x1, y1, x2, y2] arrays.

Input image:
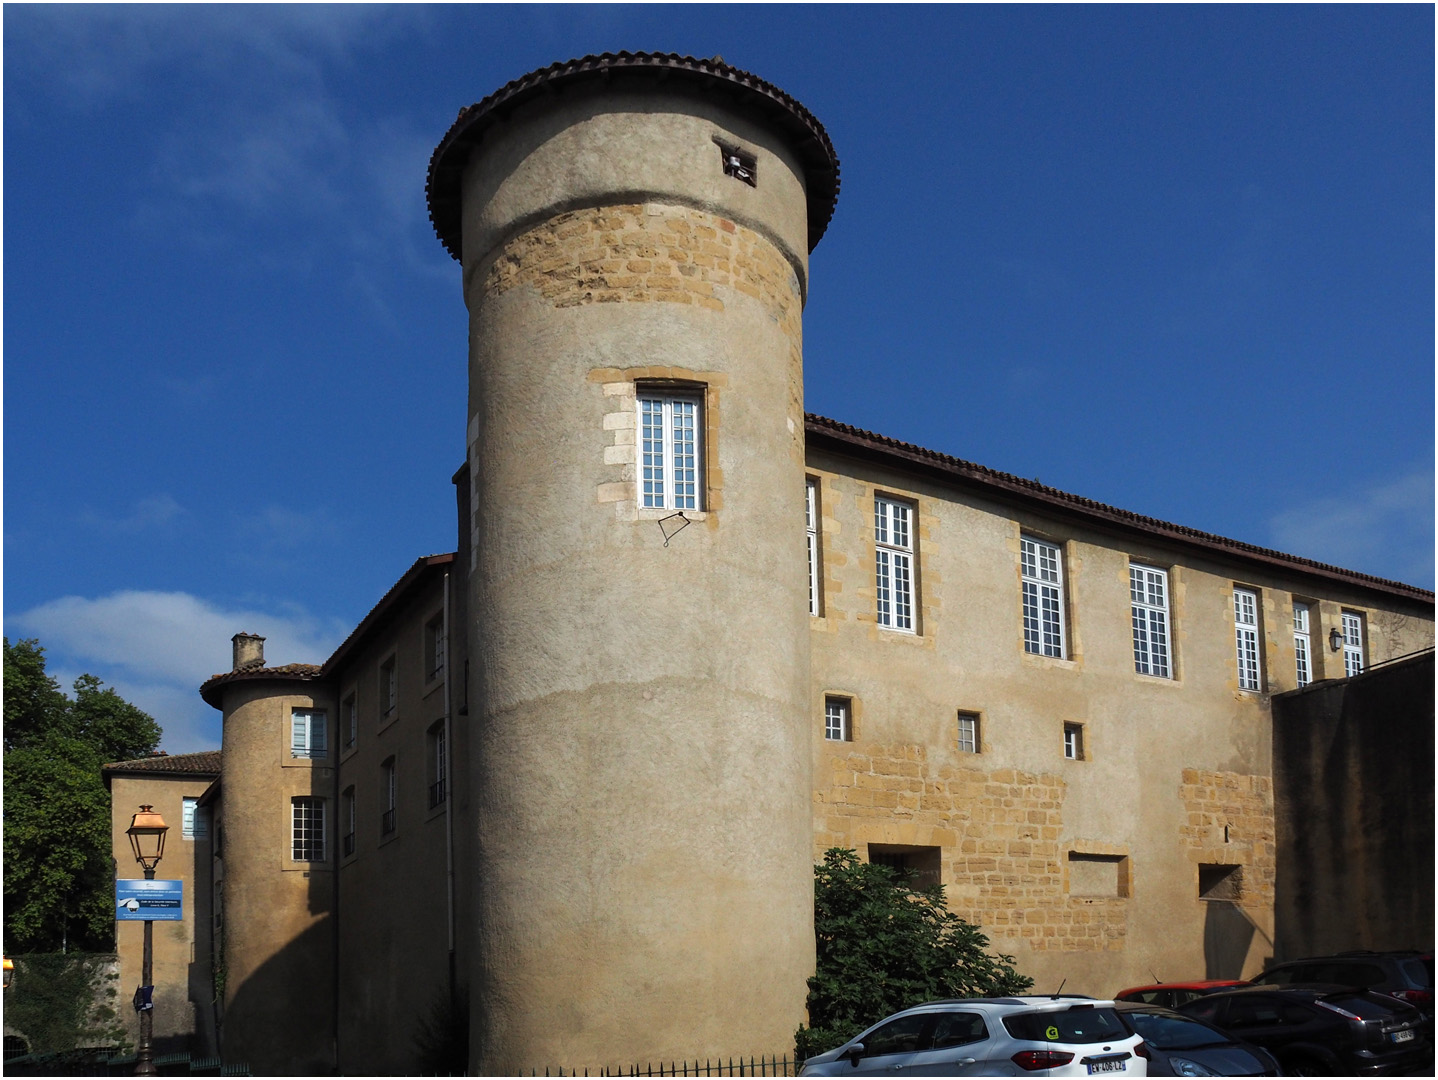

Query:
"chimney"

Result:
[[232, 633, 266, 672]]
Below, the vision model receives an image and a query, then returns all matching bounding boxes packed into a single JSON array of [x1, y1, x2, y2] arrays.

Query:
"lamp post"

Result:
[[126, 805, 169, 1076]]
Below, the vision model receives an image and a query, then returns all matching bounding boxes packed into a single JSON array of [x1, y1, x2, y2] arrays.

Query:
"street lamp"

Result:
[[126, 806, 169, 1076]]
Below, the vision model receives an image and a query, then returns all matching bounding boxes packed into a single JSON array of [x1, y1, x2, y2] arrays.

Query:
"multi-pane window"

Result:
[[1234, 588, 1261, 691], [291, 797, 325, 862], [824, 697, 850, 742], [1130, 565, 1171, 678], [1292, 603, 1312, 688], [290, 709, 327, 759], [343, 693, 357, 750], [182, 796, 207, 839], [1342, 611, 1365, 677], [341, 787, 356, 858], [1020, 537, 1065, 657], [874, 496, 915, 632], [1063, 722, 1084, 761], [381, 758, 397, 835], [380, 657, 397, 723], [638, 393, 702, 510], [425, 614, 445, 682], [428, 722, 447, 809], [806, 479, 820, 616], [956, 712, 979, 754]]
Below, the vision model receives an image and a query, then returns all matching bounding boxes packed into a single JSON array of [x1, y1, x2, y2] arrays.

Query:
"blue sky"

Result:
[[5, 5, 1433, 752]]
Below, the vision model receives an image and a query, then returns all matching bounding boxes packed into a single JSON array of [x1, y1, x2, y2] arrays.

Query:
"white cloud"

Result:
[[13, 591, 350, 754], [78, 494, 185, 534], [1268, 467, 1435, 587]]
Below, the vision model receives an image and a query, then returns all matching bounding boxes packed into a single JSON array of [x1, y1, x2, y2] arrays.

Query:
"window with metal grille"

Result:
[[638, 392, 702, 510], [428, 722, 447, 808], [1021, 536, 1066, 657], [1234, 588, 1261, 691], [806, 479, 820, 616], [1342, 611, 1365, 677], [381, 758, 397, 835], [824, 697, 850, 742], [956, 712, 980, 754], [290, 708, 327, 759], [1130, 564, 1171, 678], [291, 797, 325, 862], [1293, 603, 1312, 687], [341, 787, 355, 858], [874, 496, 915, 632]]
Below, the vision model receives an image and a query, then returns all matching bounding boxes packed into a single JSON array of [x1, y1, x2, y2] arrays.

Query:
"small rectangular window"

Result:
[[380, 657, 397, 723], [824, 697, 851, 742], [1234, 588, 1261, 691], [1292, 603, 1312, 688], [638, 392, 703, 511], [806, 479, 820, 617], [1130, 564, 1171, 678], [956, 712, 980, 754], [1068, 852, 1128, 898], [1020, 536, 1065, 658], [428, 722, 447, 808], [1063, 722, 1084, 761], [381, 758, 397, 835], [867, 844, 941, 890], [341, 787, 356, 858], [425, 614, 446, 683], [291, 797, 325, 862], [290, 708, 327, 759], [343, 693, 357, 750], [1199, 863, 1243, 902], [874, 496, 915, 632], [1342, 611, 1365, 677]]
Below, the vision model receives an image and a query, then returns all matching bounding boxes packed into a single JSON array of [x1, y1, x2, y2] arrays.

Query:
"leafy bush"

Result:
[[795, 849, 1032, 1060], [5, 953, 128, 1054]]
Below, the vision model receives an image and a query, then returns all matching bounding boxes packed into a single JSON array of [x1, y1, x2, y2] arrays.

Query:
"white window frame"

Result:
[[824, 697, 850, 742], [638, 391, 702, 511], [1234, 588, 1261, 691], [806, 479, 820, 616], [290, 708, 327, 759], [1130, 564, 1172, 678], [1020, 536, 1066, 658], [1342, 611, 1365, 677], [874, 496, 915, 633], [1063, 722, 1084, 761], [956, 712, 979, 754], [291, 797, 325, 862], [1293, 603, 1312, 688], [182, 796, 207, 840]]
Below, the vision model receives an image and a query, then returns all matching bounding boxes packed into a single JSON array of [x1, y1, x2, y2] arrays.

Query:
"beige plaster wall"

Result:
[[110, 774, 215, 1054], [458, 87, 814, 1073], [216, 681, 336, 1075], [806, 451, 1434, 997]]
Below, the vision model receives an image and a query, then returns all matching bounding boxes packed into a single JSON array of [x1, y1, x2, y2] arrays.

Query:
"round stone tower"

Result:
[[426, 53, 839, 1072]]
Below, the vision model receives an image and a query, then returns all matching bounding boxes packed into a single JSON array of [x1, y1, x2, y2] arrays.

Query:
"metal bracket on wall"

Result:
[[658, 513, 692, 547]]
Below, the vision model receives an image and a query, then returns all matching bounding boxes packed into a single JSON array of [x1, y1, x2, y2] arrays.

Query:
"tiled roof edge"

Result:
[[199, 664, 324, 709], [805, 414, 1434, 604], [426, 51, 841, 260], [103, 750, 222, 776]]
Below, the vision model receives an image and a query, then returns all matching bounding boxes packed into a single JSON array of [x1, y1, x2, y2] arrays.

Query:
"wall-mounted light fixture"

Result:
[[1329, 627, 1345, 652]]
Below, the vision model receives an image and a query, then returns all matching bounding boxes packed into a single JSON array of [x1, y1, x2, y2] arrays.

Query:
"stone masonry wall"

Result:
[[1178, 769, 1276, 911], [816, 747, 1130, 952]]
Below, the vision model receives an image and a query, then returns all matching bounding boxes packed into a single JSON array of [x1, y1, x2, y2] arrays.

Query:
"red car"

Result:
[[1116, 980, 1251, 1010]]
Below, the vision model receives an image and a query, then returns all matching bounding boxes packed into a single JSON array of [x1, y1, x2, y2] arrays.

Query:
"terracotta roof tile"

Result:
[[199, 663, 323, 709], [805, 413, 1433, 604], [103, 750, 221, 775]]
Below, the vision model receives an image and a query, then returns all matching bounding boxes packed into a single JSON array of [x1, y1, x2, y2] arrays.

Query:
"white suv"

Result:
[[798, 997, 1149, 1076]]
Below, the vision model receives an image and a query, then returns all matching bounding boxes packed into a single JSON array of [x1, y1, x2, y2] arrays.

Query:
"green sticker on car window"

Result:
[[1045, 1025, 1059, 1040]]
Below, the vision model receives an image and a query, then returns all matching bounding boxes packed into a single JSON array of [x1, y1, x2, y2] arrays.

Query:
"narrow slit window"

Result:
[[1130, 564, 1171, 678], [1234, 588, 1261, 691], [1021, 536, 1066, 657], [806, 479, 820, 616], [874, 496, 915, 632]]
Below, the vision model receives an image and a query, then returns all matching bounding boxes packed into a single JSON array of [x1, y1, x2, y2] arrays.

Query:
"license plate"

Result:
[[1087, 1062, 1126, 1074], [1391, 1028, 1415, 1043]]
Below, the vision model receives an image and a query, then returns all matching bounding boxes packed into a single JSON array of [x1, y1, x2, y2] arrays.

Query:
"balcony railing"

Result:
[[380, 808, 395, 835]]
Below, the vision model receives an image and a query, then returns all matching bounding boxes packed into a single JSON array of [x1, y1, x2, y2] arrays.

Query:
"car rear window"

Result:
[[1323, 993, 1404, 1019], [1121, 1011, 1228, 1050], [1003, 1007, 1128, 1044], [1401, 959, 1431, 987]]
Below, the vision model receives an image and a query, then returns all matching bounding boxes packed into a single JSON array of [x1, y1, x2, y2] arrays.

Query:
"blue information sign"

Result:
[[116, 879, 183, 921]]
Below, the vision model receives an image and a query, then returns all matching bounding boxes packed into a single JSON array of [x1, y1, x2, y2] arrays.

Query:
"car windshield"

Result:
[[1123, 1011, 1228, 1050], [1003, 1007, 1128, 1044]]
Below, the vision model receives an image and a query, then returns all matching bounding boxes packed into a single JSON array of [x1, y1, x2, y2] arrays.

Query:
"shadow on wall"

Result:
[[221, 917, 334, 1077], [1203, 901, 1255, 980]]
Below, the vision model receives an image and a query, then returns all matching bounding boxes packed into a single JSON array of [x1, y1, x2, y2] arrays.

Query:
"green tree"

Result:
[[3, 637, 162, 953], [795, 848, 1033, 1060]]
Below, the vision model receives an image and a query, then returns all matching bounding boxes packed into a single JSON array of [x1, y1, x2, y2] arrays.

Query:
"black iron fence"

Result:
[[2, 1048, 250, 1076], [529, 1053, 800, 1076]]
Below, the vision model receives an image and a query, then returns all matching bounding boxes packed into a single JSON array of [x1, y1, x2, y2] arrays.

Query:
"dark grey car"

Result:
[[1113, 1002, 1279, 1076]]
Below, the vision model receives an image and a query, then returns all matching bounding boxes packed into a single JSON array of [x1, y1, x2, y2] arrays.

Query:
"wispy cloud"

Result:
[[13, 590, 350, 753], [78, 494, 186, 535], [1268, 466, 1435, 588]]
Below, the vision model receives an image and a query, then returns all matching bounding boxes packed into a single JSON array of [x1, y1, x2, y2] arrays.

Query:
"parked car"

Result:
[[1177, 984, 1431, 1076], [799, 997, 1148, 1076], [1116, 981, 1251, 1010], [1256, 951, 1433, 1015], [1112, 1001, 1280, 1076]]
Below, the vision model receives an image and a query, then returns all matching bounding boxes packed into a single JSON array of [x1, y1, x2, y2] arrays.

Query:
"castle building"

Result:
[[108, 54, 1434, 1075]]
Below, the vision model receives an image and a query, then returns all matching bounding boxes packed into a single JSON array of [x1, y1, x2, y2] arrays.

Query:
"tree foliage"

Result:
[[795, 848, 1032, 1060], [3, 637, 162, 953]]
